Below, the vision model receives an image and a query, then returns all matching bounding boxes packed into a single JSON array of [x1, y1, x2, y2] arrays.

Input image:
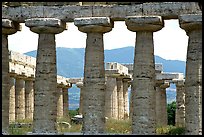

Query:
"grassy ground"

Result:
[[8, 118, 185, 135]]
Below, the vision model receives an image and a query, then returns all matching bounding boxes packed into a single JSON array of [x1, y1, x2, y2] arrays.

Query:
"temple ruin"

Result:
[[2, 2, 202, 135]]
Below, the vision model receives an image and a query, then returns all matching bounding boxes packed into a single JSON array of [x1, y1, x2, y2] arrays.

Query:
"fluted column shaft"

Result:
[[123, 79, 130, 120], [117, 77, 124, 120], [175, 80, 185, 127], [25, 18, 66, 134], [15, 77, 25, 120], [155, 82, 169, 127], [62, 88, 69, 118], [105, 77, 118, 119], [9, 77, 16, 123], [76, 82, 84, 115], [125, 16, 163, 135], [57, 87, 63, 119], [74, 17, 113, 134], [179, 14, 202, 135], [25, 79, 34, 120], [2, 19, 20, 134]]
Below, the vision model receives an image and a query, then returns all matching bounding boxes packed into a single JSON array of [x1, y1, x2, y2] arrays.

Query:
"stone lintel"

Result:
[[74, 17, 113, 33], [2, 3, 201, 22], [2, 19, 21, 34], [156, 72, 184, 80], [68, 78, 83, 84], [25, 18, 67, 34], [179, 14, 202, 32], [106, 73, 131, 79], [125, 16, 164, 32]]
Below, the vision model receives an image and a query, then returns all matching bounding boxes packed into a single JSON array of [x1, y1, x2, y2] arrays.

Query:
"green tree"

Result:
[[167, 101, 176, 126]]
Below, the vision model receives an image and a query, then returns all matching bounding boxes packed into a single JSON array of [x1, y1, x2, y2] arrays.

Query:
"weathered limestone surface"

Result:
[[9, 77, 16, 122], [174, 80, 185, 127], [25, 18, 66, 134], [126, 16, 163, 135], [62, 88, 69, 118], [123, 78, 130, 119], [105, 77, 118, 119], [15, 77, 25, 120], [2, 19, 20, 134], [117, 77, 124, 120], [155, 82, 169, 127], [2, 2, 201, 22], [74, 17, 113, 134], [25, 79, 34, 120], [76, 82, 84, 115], [179, 14, 202, 135], [57, 88, 63, 119]]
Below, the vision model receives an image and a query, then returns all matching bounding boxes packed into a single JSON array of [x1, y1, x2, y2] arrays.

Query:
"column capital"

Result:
[[173, 79, 185, 87], [74, 17, 113, 33], [125, 16, 164, 32], [2, 19, 21, 35], [25, 18, 67, 34], [76, 81, 83, 88], [156, 81, 170, 89], [179, 14, 202, 33]]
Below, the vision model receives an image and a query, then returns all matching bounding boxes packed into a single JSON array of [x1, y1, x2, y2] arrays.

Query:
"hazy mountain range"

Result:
[[25, 46, 186, 109]]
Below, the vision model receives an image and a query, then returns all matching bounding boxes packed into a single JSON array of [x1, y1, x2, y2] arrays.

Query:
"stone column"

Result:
[[174, 80, 185, 127], [125, 16, 163, 134], [15, 76, 26, 120], [76, 82, 84, 115], [123, 78, 130, 120], [74, 17, 113, 134], [25, 18, 67, 134], [62, 86, 70, 118], [104, 76, 118, 119], [2, 19, 20, 134], [57, 86, 63, 119], [9, 77, 16, 123], [155, 81, 169, 127], [117, 77, 124, 120], [25, 78, 34, 120], [179, 14, 202, 135]]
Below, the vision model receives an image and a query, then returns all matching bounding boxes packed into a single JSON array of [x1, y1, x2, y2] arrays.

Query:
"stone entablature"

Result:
[[105, 62, 129, 76], [2, 2, 201, 22], [9, 50, 71, 86]]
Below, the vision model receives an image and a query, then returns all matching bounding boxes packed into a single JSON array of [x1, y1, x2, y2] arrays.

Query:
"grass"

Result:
[[8, 118, 185, 135]]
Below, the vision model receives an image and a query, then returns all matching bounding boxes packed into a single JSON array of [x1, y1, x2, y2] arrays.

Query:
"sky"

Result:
[[8, 19, 188, 61]]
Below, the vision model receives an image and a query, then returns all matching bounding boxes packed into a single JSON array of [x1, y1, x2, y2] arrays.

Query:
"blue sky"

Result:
[[8, 19, 188, 61]]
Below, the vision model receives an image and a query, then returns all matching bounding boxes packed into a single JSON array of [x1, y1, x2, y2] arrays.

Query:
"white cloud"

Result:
[[8, 19, 188, 61]]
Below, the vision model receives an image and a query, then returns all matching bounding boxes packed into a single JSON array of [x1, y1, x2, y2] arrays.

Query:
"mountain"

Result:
[[25, 46, 186, 109], [25, 46, 186, 78]]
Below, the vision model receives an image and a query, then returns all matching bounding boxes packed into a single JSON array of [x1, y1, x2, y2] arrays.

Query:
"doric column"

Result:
[[25, 77, 34, 120], [9, 77, 16, 123], [76, 82, 84, 115], [57, 86, 63, 119], [15, 76, 26, 120], [179, 14, 202, 135], [62, 85, 71, 118], [74, 17, 113, 134], [155, 81, 169, 127], [104, 76, 118, 119], [125, 16, 163, 135], [123, 78, 131, 120], [174, 80, 185, 127], [2, 19, 20, 134], [25, 18, 67, 134], [116, 77, 124, 120]]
